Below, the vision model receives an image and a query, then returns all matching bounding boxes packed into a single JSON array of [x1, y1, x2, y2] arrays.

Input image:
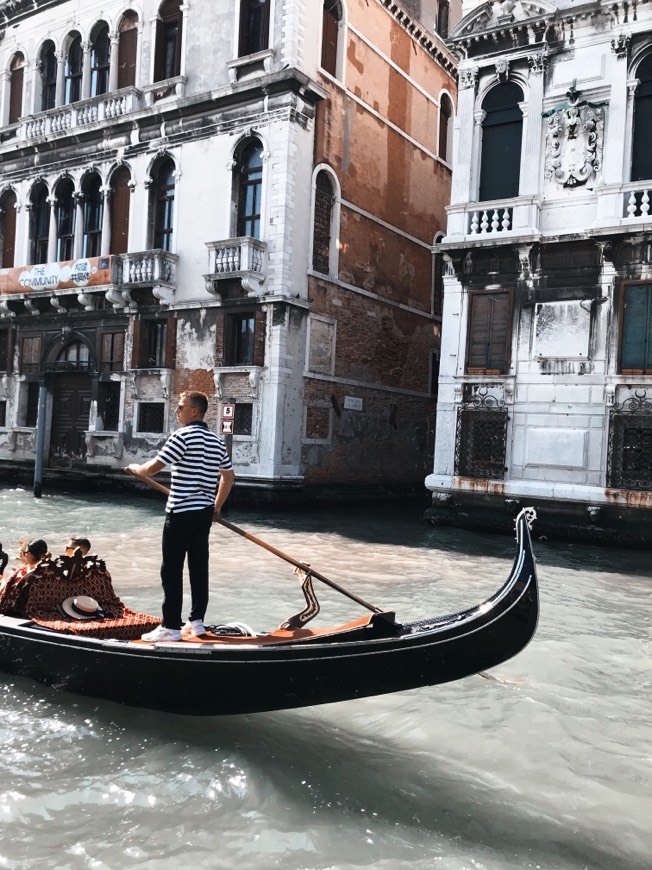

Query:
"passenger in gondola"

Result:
[[0, 538, 50, 613], [65, 537, 92, 557]]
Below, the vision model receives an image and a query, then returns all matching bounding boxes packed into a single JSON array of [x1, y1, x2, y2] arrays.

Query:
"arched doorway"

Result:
[[49, 340, 92, 465]]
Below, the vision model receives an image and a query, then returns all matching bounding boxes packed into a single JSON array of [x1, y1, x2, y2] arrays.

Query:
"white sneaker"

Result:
[[142, 625, 182, 642], [183, 619, 207, 637]]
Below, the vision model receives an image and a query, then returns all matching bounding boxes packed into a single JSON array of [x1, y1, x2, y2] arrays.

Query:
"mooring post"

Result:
[[33, 383, 47, 498]]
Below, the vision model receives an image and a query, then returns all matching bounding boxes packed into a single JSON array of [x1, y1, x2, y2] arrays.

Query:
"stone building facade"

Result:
[[0, 0, 456, 500], [426, 0, 652, 541]]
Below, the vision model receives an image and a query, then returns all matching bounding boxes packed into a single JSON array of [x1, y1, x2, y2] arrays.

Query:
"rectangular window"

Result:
[[24, 381, 39, 427], [21, 336, 41, 374], [100, 332, 125, 372], [228, 314, 255, 365], [0, 400, 6, 427], [620, 284, 652, 373], [97, 381, 121, 430], [239, 0, 270, 57], [137, 402, 165, 433], [233, 402, 253, 436], [141, 321, 167, 368], [466, 290, 511, 375]]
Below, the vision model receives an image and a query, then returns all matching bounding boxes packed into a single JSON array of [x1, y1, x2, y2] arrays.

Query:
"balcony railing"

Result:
[[445, 195, 542, 242], [624, 185, 651, 220], [115, 250, 178, 286], [204, 237, 267, 296], [19, 88, 142, 141]]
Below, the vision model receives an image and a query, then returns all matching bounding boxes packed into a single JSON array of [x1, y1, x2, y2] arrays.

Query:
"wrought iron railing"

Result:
[[607, 390, 652, 490], [454, 386, 508, 479]]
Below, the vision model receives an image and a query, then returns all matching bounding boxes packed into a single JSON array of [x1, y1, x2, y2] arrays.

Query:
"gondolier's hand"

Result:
[[126, 459, 165, 477]]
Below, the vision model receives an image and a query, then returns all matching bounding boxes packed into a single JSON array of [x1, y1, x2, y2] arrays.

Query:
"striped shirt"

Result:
[[156, 421, 233, 514]]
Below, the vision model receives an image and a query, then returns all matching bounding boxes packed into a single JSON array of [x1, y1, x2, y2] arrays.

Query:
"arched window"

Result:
[[55, 178, 76, 261], [312, 171, 334, 274], [64, 33, 83, 104], [29, 183, 50, 264], [437, 1, 450, 38], [91, 23, 111, 97], [321, 1, 342, 76], [152, 158, 176, 251], [40, 41, 57, 111], [0, 189, 17, 268], [235, 141, 263, 238], [118, 11, 139, 89], [56, 340, 90, 370], [8, 53, 24, 124], [439, 93, 453, 162], [239, 0, 270, 57], [154, 0, 182, 81], [632, 54, 652, 182], [110, 166, 131, 254], [82, 174, 103, 258], [478, 82, 524, 202]]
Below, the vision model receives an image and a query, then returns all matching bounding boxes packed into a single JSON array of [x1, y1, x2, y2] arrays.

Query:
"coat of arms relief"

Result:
[[543, 83, 606, 188]]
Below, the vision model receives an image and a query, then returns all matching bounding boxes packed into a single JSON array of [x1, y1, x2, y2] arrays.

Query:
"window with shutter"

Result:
[[466, 290, 512, 374], [9, 53, 24, 124], [100, 332, 125, 372], [631, 54, 652, 182], [321, 2, 341, 76], [1, 189, 17, 268], [479, 83, 524, 202], [110, 166, 131, 255], [118, 13, 138, 89], [21, 336, 42, 374], [620, 284, 652, 373]]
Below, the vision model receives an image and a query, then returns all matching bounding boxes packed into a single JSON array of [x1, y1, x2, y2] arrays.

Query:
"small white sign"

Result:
[[344, 396, 363, 411], [221, 420, 233, 434], [222, 404, 235, 418]]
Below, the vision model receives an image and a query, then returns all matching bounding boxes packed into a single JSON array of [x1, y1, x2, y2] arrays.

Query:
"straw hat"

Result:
[[60, 595, 104, 620]]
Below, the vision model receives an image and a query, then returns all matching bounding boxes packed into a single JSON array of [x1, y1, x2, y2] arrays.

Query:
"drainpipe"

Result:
[[33, 383, 48, 498]]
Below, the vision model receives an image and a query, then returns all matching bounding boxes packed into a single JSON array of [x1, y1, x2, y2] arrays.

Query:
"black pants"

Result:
[[160, 507, 214, 629]]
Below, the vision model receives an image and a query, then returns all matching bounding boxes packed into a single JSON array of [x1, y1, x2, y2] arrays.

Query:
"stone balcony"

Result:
[[204, 237, 267, 298], [444, 195, 542, 243], [15, 87, 142, 143]]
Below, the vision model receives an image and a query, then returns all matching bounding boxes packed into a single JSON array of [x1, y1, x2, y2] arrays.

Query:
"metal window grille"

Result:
[[454, 388, 507, 479], [607, 391, 652, 490], [138, 402, 165, 433]]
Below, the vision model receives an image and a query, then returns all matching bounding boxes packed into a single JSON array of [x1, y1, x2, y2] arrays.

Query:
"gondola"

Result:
[[0, 508, 538, 716]]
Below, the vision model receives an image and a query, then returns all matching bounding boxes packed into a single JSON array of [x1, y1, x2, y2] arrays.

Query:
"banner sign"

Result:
[[0, 256, 112, 295]]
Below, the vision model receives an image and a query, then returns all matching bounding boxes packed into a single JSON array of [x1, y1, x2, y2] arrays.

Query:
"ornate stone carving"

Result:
[[611, 31, 631, 58], [528, 51, 548, 75], [459, 67, 478, 90], [543, 83, 606, 188], [495, 58, 510, 83]]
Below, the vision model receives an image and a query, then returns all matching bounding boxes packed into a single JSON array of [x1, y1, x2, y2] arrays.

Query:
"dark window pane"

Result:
[[9, 53, 24, 124], [141, 321, 167, 368], [98, 381, 121, 430], [0, 331, 8, 371], [0, 400, 6, 427], [91, 25, 111, 97], [100, 332, 125, 371], [479, 84, 524, 202], [321, 2, 341, 75], [239, 0, 270, 57], [56, 182, 76, 261], [25, 382, 40, 427], [237, 143, 263, 239], [83, 175, 103, 258], [233, 403, 253, 436], [64, 34, 83, 104], [41, 43, 57, 111], [138, 402, 165, 433], [153, 160, 175, 251]]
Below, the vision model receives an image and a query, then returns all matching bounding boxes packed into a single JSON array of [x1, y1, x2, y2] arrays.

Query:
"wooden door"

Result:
[[49, 374, 91, 465]]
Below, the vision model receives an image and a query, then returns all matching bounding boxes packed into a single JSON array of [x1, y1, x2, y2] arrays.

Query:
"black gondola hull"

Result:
[[0, 510, 539, 715]]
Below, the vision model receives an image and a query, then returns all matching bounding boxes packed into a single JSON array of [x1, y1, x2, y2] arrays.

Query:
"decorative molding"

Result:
[[459, 67, 478, 90], [611, 31, 631, 58], [543, 83, 607, 189], [495, 58, 510, 84]]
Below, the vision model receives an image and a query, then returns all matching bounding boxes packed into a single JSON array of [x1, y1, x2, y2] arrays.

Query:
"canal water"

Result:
[[0, 486, 650, 870]]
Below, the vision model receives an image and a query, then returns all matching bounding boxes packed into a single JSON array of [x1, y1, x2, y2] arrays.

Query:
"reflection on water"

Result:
[[0, 486, 650, 870]]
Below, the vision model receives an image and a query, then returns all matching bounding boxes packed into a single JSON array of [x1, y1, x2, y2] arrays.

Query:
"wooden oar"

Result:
[[125, 469, 384, 615]]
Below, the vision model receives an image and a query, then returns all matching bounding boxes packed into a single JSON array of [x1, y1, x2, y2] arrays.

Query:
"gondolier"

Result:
[[127, 390, 235, 642]]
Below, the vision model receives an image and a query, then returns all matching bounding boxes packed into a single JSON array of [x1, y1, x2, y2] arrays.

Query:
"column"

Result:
[[109, 34, 119, 92], [82, 42, 92, 100], [55, 51, 65, 107], [450, 66, 478, 204], [0, 70, 10, 127], [47, 196, 58, 262], [602, 33, 631, 184], [100, 185, 112, 255], [520, 52, 547, 195], [73, 194, 85, 259]]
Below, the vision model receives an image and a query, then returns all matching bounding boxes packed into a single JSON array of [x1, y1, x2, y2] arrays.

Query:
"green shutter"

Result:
[[622, 285, 652, 371], [467, 292, 510, 373]]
